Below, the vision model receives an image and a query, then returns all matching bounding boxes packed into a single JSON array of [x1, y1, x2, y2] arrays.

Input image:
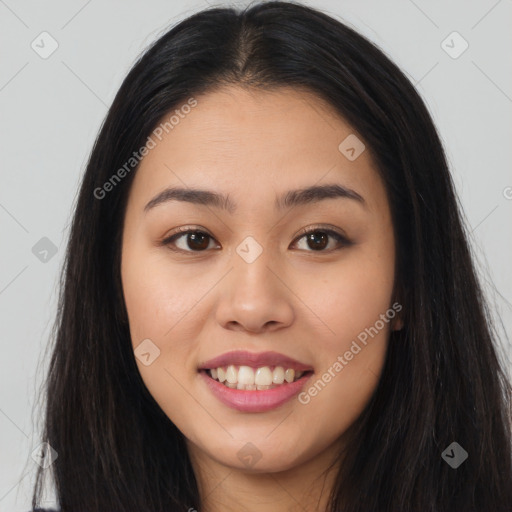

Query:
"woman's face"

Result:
[[121, 85, 398, 474]]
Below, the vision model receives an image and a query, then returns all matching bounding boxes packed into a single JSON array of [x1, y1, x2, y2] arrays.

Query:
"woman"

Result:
[[31, 1, 512, 511]]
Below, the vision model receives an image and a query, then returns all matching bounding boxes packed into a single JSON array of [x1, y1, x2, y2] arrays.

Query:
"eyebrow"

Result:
[[144, 183, 365, 214]]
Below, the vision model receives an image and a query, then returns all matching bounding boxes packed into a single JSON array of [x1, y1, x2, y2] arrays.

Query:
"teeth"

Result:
[[226, 365, 237, 384], [284, 369, 295, 383], [238, 365, 255, 385], [207, 365, 308, 390], [255, 367, 273, 386], [273, 366, 285, 384]]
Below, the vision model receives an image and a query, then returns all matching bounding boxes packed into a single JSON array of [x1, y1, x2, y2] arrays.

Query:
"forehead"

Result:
[[164, 85, 351, 158], [129, 85, 382, 212]]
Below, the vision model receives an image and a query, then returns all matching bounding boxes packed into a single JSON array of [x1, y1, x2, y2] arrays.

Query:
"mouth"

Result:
[[199, 365, 313, 413], [200, 365, 313, 391], [197, 350, 314, 412]]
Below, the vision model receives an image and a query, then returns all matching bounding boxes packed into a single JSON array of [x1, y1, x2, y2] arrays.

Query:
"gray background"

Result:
[[1, 0, 511, 510]]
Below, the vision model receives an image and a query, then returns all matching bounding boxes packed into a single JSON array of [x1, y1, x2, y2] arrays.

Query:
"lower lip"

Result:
[[199, 370, 313, 413]]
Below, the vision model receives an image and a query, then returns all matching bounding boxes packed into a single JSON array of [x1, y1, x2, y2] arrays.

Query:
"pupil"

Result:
[[308, 232, 327, 250]]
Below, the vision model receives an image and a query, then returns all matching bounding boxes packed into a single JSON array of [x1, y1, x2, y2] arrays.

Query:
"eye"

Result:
[[161, 227, 219, 253], [291, 225, 351, 252], [161, 225, 351, 253]]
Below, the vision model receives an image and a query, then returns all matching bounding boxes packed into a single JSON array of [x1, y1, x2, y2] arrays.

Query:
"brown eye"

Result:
[[162, 226, 350, 254], [163, 229, 218, 252], [292, 228, 350, 252]]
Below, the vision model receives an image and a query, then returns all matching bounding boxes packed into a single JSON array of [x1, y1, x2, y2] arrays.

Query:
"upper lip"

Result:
[[198, 350, 314, 372]]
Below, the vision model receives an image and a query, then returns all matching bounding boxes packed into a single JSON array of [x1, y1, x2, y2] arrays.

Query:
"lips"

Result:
[[201, 370, 312, 412], [198, 350, 314, 372]]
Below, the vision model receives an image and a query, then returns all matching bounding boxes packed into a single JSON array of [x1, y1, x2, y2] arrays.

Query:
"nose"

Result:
[[214, 245, 295, 334]]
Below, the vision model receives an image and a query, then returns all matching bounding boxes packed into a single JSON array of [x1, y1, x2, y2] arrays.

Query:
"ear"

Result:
[[392, 314, 404, 331]]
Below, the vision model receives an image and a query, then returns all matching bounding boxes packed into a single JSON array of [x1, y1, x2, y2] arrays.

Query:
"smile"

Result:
[[199, 367, 313, 413], [206, 365, 307, 390]]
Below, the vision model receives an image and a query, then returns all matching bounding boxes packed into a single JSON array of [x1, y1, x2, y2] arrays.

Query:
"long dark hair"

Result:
[[31, 1, 512, 510]]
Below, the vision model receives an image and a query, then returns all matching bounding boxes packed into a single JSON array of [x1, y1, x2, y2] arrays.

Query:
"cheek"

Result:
[[121, 246, 205, 343], [300, 248, 395, 353], [121, 246, 202, 408], [121, 248, 203, 428]]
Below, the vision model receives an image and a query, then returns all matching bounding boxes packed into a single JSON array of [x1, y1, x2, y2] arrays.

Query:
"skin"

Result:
[[121, 85, 400, 512]]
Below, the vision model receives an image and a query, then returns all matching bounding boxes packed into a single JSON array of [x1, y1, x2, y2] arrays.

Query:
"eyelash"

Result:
[[160, 225, 352, 254]]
